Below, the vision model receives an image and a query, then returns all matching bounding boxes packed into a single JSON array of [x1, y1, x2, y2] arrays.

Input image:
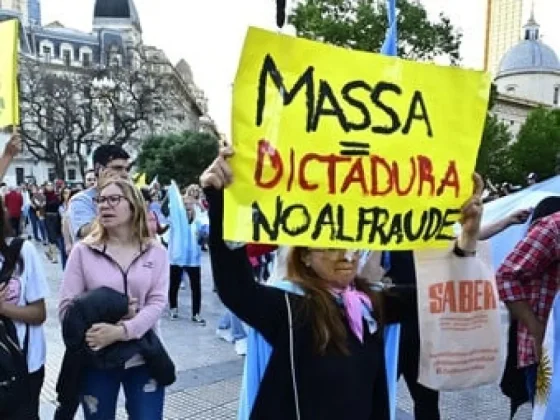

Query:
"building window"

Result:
[[82, 52, 91, 67], [15, 167, 24, 185], [67, 169, 76, 181], [506, 85, 516, 93], [62, 49, 71, 66], [86, 140, 93, 155], [48, 168, 56, 182], [42, 46, 52, 62], [110, 55, 121, 67], [554, 87, 560, 105]]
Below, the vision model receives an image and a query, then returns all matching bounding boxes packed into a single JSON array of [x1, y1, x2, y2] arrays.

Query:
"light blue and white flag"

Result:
[[533, 293, 560, 420], [380, 2, 401, 419], [167, 180, 189, 266]]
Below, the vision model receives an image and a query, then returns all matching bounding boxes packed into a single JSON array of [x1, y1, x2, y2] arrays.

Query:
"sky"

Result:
[[42, 0, 560, 136]]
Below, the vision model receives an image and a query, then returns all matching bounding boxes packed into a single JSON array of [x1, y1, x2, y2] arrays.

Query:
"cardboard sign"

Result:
[[224, 27, 491, 250], [0, 20, 19, 128]]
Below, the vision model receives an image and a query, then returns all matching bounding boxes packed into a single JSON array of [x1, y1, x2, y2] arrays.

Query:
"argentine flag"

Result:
[[533, 293, 560, 420]]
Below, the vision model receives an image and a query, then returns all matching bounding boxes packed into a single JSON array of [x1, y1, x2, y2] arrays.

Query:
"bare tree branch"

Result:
[[18, 44, 195, 179]]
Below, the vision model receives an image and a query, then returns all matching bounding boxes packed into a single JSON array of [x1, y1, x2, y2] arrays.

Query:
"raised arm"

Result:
[[478, 208, 531, 241], [0, 133, 20, 182], [201, 148, 287, 344]]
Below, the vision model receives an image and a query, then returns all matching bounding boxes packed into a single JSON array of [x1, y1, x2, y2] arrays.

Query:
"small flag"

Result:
[[381, 0, 397, 56], [0, 19, 20, 128], [149, 175, 159, 189], [134, 173, 147, 188], [533, 293, 560, 420]]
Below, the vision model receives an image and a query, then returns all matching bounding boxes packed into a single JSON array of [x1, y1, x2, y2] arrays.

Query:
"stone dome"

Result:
[[498, 40, 560, 76], [176, 59, 194, 83], [93, 0, 142, 32], [497, 14, 560, 77]]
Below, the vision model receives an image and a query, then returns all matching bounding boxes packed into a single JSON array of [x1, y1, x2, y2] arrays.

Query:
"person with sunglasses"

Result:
[[68, 145, 130, 242], [200, 146, 485, 420]]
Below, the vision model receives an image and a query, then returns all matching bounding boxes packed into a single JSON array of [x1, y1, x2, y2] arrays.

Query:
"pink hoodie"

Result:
[[59, 240, 169, 340]]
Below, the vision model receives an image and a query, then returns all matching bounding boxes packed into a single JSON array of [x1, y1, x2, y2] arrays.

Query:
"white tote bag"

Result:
[[414, 242, 504, 391]]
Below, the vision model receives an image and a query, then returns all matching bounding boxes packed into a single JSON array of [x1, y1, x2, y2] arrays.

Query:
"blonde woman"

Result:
[[59, 178, 170, 419]]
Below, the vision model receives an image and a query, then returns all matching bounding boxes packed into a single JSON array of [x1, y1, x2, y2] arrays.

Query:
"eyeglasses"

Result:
[[312, 249, 359, 261], [94, 194, 127, 208]]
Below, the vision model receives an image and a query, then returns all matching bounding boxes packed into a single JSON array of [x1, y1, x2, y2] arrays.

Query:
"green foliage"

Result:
[[476, 114, 513, 184], [509, 108, 560, 184], [137, 131, 219, 187], [289, 0, 462, 62]]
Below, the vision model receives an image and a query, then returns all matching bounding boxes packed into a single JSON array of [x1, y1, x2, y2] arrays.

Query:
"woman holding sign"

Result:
[[201, 147, 484, 420]]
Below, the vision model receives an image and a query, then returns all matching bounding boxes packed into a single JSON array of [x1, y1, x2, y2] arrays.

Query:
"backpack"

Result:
[[0, 238, 31, 418]]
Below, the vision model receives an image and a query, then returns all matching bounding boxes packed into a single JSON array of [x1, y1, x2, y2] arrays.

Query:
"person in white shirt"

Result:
[[0, 195, 49, 419]]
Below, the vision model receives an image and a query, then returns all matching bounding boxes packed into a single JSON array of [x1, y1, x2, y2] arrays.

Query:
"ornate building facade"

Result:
[[0, 0, 218, 185]]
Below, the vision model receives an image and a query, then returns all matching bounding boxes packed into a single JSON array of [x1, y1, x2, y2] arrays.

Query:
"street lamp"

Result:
[[92, 76, 115, 142]]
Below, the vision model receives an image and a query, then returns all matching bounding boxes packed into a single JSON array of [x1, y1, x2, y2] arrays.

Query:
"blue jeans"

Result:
[[28, 211, 41, 241], [37, 218, 47, 242], [218, 310, 246, 341], [80, 365, 164, 420], [58, 236, 67, 269]]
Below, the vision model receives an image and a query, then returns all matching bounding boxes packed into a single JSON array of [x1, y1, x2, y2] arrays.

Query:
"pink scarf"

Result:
[[331, 286, 372, 343]]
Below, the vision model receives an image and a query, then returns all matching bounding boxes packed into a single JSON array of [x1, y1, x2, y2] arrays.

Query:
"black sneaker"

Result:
[[191, 314, 206, 326]]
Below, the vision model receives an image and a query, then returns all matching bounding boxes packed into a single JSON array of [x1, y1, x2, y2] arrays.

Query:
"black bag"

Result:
[[0, 238, 30, 418]]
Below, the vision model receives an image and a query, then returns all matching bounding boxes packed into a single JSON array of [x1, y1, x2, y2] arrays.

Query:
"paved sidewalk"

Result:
[[37, 245, 532, 419]]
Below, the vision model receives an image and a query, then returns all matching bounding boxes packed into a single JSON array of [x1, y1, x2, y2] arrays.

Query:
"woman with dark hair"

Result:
[[200, 147, 484, 419], [140, 187, 168, 238], [29, 185, 47, 244], [0, 195, 49, 419], [58, 187, 73, 268], [44, 183, 61, 264]]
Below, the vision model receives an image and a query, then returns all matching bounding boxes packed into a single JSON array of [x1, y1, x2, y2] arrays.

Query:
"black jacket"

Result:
[[206, 188, 392, 420], [55, 286, 175, 420]]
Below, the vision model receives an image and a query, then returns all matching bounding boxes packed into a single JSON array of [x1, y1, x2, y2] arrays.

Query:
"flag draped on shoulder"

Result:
[[533, 293, 560, 420], [0, 19, 19, 128]]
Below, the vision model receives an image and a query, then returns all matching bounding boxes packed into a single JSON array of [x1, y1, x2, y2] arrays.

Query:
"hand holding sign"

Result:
[[200, 147, 234, 190], [3, 131, 20, 159], [458, 173, 484, 252]]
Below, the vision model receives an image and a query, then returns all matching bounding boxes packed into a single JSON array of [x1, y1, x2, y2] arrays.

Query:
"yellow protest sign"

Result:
[[224, 27, 491, 250], [0, 19, 19, 128]]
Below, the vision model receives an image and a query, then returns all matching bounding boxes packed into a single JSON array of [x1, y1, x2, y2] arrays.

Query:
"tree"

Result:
[[509, 108, 560, 184], [19, 57, 98, 179], [136, 131, 219, 187], [289, 0, 462, 63], [476, 114, 513, 184], [19, 47, 190, 179]]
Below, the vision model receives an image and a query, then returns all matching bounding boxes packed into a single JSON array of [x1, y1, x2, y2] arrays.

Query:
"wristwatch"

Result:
[[453, 242, 476, 257]]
